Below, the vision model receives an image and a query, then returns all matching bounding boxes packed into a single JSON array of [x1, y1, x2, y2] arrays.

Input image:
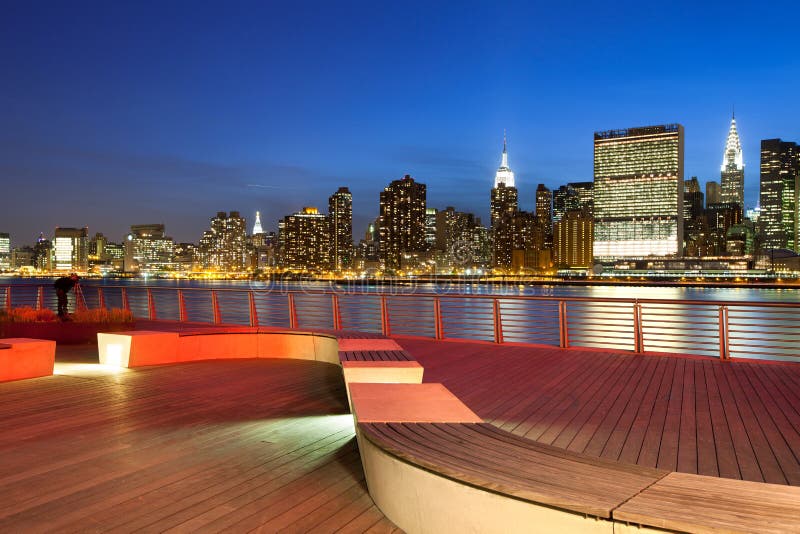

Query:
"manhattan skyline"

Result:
[[2, 1, 800, 243]]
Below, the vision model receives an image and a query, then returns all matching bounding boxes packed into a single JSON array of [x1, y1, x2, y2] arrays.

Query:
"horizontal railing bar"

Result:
[[9, 283, 800, 309]]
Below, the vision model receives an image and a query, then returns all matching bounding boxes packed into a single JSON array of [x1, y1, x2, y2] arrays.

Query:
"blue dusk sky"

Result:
[[2, 0, 799, 244]]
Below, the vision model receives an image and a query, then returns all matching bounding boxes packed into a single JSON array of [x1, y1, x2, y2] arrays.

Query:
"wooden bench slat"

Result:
[[360, 422, 666, 519], [339, 350, 414, 362], [614, 472, 800, 534]]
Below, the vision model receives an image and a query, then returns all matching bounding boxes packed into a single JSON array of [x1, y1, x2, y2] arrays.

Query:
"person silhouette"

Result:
[[54, 273, 80, 319]]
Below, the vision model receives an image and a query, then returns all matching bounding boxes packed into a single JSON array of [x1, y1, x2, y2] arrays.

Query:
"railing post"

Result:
[[178, 290, 187, 322], [121, 287, 130, 312], [434, 297, 443, 340], [249, 291, 259, 327], [380, 295, 391, 337], [37, 286, 44, 310], [147, 288, 156, 320], [97, 287, 105, 310], [492, 298, 503, 344], [211, 290, 221, 325], [559, 301, 569, 348], [719, 305, 730, 361], [331, 294, 342, 330], [288, 293, 297, 329], [633, 301, 643, 353]]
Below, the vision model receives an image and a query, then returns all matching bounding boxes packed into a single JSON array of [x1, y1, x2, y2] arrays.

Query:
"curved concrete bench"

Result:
[[0, 338, 56, 382], [350, 382, 800, 534], [97, 328, 339, 367]]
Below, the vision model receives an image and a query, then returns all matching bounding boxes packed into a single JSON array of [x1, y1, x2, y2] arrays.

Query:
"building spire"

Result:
[[494, 130, 515, 188], [721, 114, 743, 171], [501, 130, 508, 169], [252, 211, 264, 235]]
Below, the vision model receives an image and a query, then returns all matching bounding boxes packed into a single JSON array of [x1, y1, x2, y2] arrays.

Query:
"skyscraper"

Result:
[[760, 138, 800, 251], [126, 224, 174, 272], [494, 131, 515, 188], [706, 181, 721, 205], [720, 114, 745, 209], [53, 227, 89, 271], [684, 177, 704, 220], [554, 211, 594, 269], [199, 211, 247, 271], [425, 208, 438, 250], [536, 184, 553, 247], [0, 233, 10, 270], [379, 175, 426, 270], [283, 207, 331, 271], [328, 187, 353, 270], [593, 124, 684, 261], [553, 182, 593, 223], [490, 134, 519, 269]]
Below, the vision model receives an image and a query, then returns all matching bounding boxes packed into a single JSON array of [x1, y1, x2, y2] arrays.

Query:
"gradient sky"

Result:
[[2, 0, 800, 245]]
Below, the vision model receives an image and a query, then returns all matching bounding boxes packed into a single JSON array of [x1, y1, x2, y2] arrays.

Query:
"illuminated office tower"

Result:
[[283, 207, 331, 271], [328, 187, 353, 270], [199, 211, 247, 271], [720, 114, 745, 210], [379, 175, 426, 270], [126, 224, 175, 272], [593, 124, 684, 261], [53, 227, 89, 271], [760, 138, 800, 251], [0, 233, 10, 270], [536, 184, 553, 246], [554, 211, 594, 269], [706, 181, 721, 205]]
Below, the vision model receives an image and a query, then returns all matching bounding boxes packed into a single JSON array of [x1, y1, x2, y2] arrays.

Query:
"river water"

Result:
[[2, 277, 798, 361]]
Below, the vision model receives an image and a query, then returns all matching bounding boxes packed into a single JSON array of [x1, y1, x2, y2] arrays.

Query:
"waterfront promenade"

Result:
[[0, 329, 798, 530]]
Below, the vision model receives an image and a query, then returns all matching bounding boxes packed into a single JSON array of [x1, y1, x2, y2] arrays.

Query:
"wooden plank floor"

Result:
[[398, 338, 800, 486], [0, 346, 400, 533]]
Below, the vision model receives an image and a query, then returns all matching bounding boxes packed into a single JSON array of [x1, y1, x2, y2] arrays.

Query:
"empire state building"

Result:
[[490, 132, 518, 268]]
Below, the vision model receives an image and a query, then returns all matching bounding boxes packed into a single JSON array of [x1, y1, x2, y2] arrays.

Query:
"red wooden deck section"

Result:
[[3, 327, 799, 530], [398, 337, 800, 486]]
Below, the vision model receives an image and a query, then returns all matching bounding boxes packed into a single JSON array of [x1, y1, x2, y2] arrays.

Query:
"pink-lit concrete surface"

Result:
[[350, 383, 482, 423], [0, 338, 56, 382]]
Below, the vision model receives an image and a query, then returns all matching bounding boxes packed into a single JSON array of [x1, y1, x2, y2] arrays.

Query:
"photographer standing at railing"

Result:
[[53, 273, 79, 319]]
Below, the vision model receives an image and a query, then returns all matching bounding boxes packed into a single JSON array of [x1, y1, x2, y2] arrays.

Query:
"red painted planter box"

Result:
[[0, 322, 133, 344]]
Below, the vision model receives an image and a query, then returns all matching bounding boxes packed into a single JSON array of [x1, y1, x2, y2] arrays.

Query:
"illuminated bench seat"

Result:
[[98, 329, 339, 367], [0, 338, 56, 382], [349, 382, 800, 534]]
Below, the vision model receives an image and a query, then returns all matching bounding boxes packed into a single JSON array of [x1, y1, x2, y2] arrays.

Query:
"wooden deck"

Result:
[[0, 346, 399, 532], [398, 338, 800, 486], [4, 333, 800, 531]]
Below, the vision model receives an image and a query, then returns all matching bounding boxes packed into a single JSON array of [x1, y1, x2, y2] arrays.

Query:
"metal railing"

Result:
[[2, 283, 799, 362]]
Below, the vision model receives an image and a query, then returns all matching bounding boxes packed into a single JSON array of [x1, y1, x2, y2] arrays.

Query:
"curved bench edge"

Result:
[[97, 330, 340, 367], [356, 425, 617, 534]]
